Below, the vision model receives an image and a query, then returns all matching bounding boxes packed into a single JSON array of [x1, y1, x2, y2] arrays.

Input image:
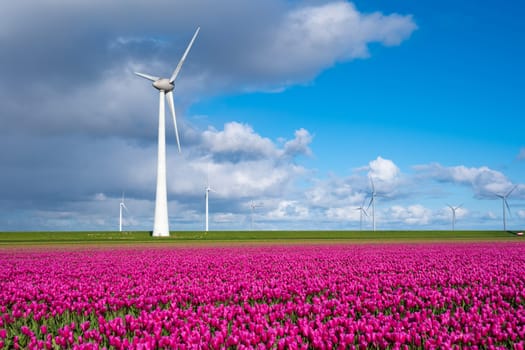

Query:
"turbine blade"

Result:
[[169, 27, 200, 83], [134, 72, 160, 82], [369, 176, 375, 192], [367, 197, 374, 210], [506, 184, 518, 197], [166, 91, 181, 153], [504, 199, 512, 216]]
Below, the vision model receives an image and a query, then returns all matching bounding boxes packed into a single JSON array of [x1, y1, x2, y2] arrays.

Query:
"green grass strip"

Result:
[[0, 230, 522, 246]]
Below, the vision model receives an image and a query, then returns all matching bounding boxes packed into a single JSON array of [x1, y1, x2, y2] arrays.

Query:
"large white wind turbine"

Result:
[[119, 193, 128, 232], [367, 177, 377, 231], [135, 27, 200, 237], [446, 204, 462, 231], [496, 185, 517, 231], [355, 199, 368, 231]]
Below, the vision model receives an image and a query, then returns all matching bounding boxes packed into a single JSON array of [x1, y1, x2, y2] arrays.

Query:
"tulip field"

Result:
[[1, 243, 524, 349]]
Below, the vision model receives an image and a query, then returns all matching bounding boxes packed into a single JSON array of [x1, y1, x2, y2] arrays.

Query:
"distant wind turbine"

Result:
[[205, 181, 216, 233], [355, 199, 368, 231], [367, 177, 377, 231], [446, 204, 462, 231], [134, 27, 200, 237], [495, 185, 517, 231], [250, 201, 263, 231], [119, 193, 128, 232]]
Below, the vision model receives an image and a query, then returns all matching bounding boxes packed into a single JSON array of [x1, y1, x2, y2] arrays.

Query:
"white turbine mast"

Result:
[[446, 203, 462, 231], [205, 179, 216, 233], [495, 185, 517, 231], [250, 201, 263, 231], [119, 192, 128, 232], [135, 27, 200, 237], [355, 198, 368, 231], [367, 176, 377, 231]]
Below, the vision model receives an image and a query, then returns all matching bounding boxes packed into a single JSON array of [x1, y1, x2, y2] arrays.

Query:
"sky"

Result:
[[1, 0, 524, 232]]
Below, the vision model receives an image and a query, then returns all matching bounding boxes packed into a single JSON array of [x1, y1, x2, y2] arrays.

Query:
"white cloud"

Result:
[[368, 156, 400, 182], [202, 122, 278, 161], [387, 204, 432, 225], [303, 157, 407, 224], [177, 122, 312, 199], [305, 176, 366, 208], [175, 159, 300, 198], [362, 156, 406, 197], [255, 2, 417, 84], [312, 202, 473, 229], [200, 123, 312, 163], [283, 128, 313, 157], [414, 163, 516, 198], [213, 213, 240, 224], [267, 200, 309, 220], [326, 206, 361, 221], [517, 210, 525, 219]]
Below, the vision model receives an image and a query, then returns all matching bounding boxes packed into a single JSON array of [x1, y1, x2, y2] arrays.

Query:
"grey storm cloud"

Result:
[[0, 0, 417, 136]]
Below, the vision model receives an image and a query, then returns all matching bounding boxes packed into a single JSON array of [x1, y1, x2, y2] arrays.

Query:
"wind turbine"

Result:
[[205, 183, 216, 232], [135, 27, 200, 237], [250, 201, 263, 231], [119, 193, 128, 232], [446, 204, 462, 231], [367, 177, 377, 231], [496, 185, 517, 231], [355, 199, 368, 231]]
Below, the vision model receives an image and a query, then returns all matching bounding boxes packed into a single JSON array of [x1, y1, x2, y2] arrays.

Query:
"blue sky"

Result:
[[0, 0, 524, 231]]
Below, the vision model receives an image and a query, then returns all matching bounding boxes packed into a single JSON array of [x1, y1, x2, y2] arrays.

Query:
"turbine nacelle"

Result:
[[153, 79, 174, 92]]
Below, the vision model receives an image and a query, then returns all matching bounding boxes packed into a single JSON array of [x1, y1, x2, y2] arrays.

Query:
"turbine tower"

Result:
[[355, 199, 368, 231], [496, 185, 517, 231], [135, 27, 200, 237], [205, 183, 216, 232], [119, 193, 128, 232], [446, 204, 462, 231], [367, 177, 377, 231]]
